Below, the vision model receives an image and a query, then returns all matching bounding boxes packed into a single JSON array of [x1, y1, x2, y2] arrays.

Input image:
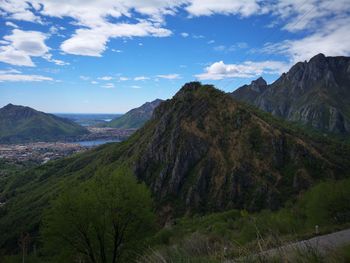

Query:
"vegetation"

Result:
[[0, 104, 88, 143], [42, 172, 155, 263], [0, 83, 349, 262], [105, 99, 162, 129], [139, 178, 350, 262]]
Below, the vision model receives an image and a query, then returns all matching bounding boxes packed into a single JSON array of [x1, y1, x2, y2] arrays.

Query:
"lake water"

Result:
[[76, 139, 120, 147]]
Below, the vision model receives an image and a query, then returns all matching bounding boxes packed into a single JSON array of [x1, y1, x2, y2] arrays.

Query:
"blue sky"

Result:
[[0, 0, 349, 113]]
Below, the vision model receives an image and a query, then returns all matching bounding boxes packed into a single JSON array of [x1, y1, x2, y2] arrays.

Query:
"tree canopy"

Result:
[[42, 171, 155, 263]]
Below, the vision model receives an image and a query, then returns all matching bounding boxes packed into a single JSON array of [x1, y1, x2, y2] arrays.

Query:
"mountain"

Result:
[[0, 104, 89, 143], [106, 99, 163, 129], [1, 83, 350, 251], [231, 54, 350, 134]]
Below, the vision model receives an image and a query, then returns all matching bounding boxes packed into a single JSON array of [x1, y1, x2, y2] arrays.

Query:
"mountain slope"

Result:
[[1, 83, 350, 251], [0, 104, 89, 143], [231, 54, 350, 134], [106, 99, 163, 129]]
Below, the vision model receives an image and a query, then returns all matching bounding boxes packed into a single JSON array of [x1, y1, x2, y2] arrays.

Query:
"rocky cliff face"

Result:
[[231, 54, 350, 134], [130, 82, 346, 218]]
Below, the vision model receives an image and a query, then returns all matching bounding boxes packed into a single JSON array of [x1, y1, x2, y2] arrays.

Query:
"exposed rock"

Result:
[[129, 82, 346, 216], [231, 54, 350, 134]]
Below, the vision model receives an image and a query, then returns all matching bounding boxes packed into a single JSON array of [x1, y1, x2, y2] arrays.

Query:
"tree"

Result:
[[42, 171, 155, 263]]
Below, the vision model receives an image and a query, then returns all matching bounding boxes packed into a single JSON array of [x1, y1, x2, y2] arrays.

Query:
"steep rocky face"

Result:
[[131, 82, 346, 217], [0, 104, 88, 143], [232, 77, 267, 103], [231, 54, 350, 134], [106, 99, 163, 129]]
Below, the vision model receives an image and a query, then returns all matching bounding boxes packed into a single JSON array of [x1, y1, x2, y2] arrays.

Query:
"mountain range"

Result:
[[231, 54, 350, 135], [105, 99, 163, 129], [1, 82, 350, 251], [0, 104, 89, 144]]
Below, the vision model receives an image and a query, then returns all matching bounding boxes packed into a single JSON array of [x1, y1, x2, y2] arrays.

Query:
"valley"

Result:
[[0, 2, 349, 261]]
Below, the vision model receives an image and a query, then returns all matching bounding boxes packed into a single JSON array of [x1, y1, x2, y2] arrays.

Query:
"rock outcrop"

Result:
[[231, 54, 350, 134]]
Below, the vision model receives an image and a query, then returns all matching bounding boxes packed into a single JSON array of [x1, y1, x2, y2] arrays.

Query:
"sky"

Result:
[[0, 0, 349, 113]]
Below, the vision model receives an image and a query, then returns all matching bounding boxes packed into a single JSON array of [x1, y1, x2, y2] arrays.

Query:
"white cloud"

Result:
[[269, 0, 350, 33], [0, 73, 53, 82], [0, 0, 42, 23], [1, 0, 349, 63], [185, 0, 262, 17], [5, 21, 18, 28], [0, 29, 48, 66], [119, 77, 129, 81], [0, 29, 68, 66], [98, 76, 113, 81], [102, 83, 115, 89], [180, 32, 189, 37], [60, 22, 171, 56], [0, 68, 21, 74], [195, 60, 289, 80], [262, 16, 350, 63], [91, 81, 98, 84], [131, 85, 142, 89], [156, 73, 181, 79], [43, 53, 69, 66], [134, 76, 149, 81], [214, 42, 248, 52]]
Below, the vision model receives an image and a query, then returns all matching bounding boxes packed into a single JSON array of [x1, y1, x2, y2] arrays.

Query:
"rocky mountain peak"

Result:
[[231, 54, 350, 134], [250, 77, 267, 91]]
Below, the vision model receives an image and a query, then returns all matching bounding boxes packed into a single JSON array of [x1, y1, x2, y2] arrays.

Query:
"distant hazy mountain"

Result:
[[106, 99, 163, 129], [0, 104, 89, 143], [231, 54, 350, 134]]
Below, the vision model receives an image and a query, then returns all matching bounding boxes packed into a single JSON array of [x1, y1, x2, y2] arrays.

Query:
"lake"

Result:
[[76, 139, 120, 147]]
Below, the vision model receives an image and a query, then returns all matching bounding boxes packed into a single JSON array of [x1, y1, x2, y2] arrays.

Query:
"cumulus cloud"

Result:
[[0, 29, 68, 66], [156, 73, 181, 79], [60, 22, 171, 56], [1, 0, 349, 63], [0, 29, 48, 66], [195, 60, 289, 80], [0, 0, 42, 23], [185, 0, 263, 17]]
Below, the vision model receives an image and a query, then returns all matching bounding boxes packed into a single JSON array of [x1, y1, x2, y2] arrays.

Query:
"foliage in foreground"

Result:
[[138, 178, 350, 262], [41, 171, 155, 263]]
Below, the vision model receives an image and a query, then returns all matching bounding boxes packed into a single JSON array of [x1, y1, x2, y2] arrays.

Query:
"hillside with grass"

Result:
[[0, 104, 89, 143], [105, 99, 163, 129]]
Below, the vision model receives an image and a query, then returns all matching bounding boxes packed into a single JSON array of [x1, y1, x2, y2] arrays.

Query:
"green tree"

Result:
[[42, 171, 155, 263]]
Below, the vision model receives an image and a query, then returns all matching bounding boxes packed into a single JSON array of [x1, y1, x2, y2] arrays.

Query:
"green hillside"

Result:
[[0, 104, 89, 143], [0, 83, 349, 256], [106, 99, 163, 129]]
